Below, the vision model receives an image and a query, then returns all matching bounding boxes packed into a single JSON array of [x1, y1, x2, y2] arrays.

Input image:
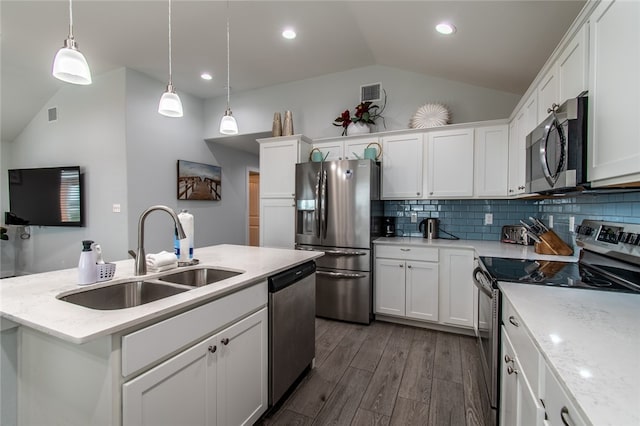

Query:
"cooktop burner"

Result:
[[479, 257, 639, 293]]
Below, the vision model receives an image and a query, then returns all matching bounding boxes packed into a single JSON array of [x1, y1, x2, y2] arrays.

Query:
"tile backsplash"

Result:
[[384, 191, 640, 243]]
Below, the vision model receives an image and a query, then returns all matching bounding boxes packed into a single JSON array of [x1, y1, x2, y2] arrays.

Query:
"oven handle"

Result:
[[316, 271, 366, 279], [473, 267, 494, 298]]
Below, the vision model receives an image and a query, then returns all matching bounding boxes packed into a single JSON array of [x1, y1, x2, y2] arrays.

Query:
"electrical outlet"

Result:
[[569, 216, 575, 232], [484, 213, 493, 225], [410, 212, 417, 223], [112, 204, 121, 213], [549, 215, 554, 228]]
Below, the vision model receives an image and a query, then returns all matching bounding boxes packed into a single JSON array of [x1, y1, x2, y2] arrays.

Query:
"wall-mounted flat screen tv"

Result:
[[7, 166, 84, 227]]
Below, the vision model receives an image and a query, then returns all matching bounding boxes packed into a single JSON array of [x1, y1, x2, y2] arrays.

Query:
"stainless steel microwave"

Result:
[[526, 95, 588, 194]]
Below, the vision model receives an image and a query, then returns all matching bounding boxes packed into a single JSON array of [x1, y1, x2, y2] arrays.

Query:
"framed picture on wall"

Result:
[[177, 160, 221, 201]]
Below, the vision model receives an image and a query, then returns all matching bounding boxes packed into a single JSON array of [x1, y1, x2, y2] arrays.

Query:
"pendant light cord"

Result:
[[226, 0, 231, 109], [68, 0, 74, 39], [168, 0, 173, 86]]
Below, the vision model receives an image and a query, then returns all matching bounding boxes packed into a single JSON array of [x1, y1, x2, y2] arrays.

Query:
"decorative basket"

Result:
[[96, 263, 116, 282]]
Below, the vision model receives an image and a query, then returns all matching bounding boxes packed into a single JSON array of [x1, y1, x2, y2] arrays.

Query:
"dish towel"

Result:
[[146, 251, 178, 273]]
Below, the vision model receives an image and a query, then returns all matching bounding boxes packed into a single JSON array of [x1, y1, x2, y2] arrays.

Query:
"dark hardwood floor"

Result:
[[258, 318, 493, 426]]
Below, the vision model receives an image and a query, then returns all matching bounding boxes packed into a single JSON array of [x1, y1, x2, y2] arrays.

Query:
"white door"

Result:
[[122, 336, 217, 426], [312, 141, 344, 161], [260, 198, 295, 249], [405, 260, 439, 322], [474, 125, 509, 197], [426, 128, 474, 197], [345, 136, 380, 160], [588, 0, 640, 184], [508, 114, 527, 195], [439, 249, 474, 328], [558, 24, 589, 102], [259, 139, 298, 198], [537, 66, 559, 121], [217, 308, 268, 426], [374, 258, 406, 316], [381, 133, 424, 198]]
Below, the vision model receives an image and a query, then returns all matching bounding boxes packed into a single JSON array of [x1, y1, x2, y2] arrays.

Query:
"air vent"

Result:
[[48, 107, 58, 122], [360, 83, 381, 102]]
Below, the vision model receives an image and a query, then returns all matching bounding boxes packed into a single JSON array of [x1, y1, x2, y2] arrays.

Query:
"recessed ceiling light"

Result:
[[435, 22, 456, 35], [282, 29, 297, 40], [201, 73, 213, 81]]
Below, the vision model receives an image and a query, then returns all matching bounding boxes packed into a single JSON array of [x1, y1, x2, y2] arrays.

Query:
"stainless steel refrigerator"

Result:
[[295, 159, 382, 324]]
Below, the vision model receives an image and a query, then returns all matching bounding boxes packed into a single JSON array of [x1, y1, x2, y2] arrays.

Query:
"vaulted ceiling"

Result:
[[1, 1, 585, 142]]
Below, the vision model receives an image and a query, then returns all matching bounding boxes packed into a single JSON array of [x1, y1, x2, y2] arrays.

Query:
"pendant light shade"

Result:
[[219, 2, 238, 134], [158, 84, 184, 117], [52, 0, 92, 85], [220, 108, 238, 134], [158, 0, 183, 118]]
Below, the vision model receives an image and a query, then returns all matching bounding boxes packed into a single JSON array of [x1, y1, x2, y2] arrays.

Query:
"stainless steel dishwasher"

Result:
[[268, 261, 316, 406]]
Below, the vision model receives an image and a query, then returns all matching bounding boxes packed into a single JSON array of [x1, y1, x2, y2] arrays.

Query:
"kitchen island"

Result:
[[0, 244, 322, 426], [499, 282, 640, 426]]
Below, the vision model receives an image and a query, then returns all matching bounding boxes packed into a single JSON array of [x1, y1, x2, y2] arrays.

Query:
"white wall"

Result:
[[203, 65, 521, 140], [2, 69, 128, 274], [124, 69, 258, 256]]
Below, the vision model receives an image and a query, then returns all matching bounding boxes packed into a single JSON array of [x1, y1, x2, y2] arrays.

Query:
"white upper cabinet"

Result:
[[588, 0, 640, 186], [258, 136, 311, 198], [312, 136, 381, 162], [558, 24, 589, 102], [425, 128, 474, 198], [382, 133, 424, 199], [537, 66, 559, 122], [508, 113, 527, 196], [474, 125, 509, 197]]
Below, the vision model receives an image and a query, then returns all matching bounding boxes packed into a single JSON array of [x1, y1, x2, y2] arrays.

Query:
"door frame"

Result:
[[246, 167, 260, 246]]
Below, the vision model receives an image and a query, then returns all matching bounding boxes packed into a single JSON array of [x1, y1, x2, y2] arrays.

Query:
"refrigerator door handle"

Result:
[[321, 169, 328, 239], [315, 170, 321, 238]]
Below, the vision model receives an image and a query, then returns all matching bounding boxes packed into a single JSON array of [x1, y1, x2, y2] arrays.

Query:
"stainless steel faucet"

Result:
[[134, 205, 186, 275]]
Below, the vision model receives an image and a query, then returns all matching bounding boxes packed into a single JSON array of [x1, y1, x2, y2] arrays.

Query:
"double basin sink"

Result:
[[59, 268, 243, 310]]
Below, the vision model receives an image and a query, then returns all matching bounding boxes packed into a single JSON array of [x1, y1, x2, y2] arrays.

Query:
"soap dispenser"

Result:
[[78, 240, 97, 285]]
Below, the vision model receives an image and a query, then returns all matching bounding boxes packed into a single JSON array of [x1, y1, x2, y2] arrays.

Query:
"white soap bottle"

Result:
[[78, 240, 97, 285], [177, 209, 194, 261]]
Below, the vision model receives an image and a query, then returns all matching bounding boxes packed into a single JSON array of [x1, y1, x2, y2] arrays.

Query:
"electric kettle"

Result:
[[419, 218, 439, 239]]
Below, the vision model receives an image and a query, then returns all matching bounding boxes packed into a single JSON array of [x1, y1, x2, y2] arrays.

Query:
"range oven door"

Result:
[[473, 264, 500, 410]]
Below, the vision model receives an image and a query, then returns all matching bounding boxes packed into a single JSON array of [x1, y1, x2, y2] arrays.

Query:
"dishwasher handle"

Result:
[[268, 261, 316, 293]]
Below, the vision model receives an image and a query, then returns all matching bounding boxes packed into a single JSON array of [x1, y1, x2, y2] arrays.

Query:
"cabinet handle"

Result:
[[291, 193, 295, 197], [407, 265, 412, 269], [507, 366, 518, 375], [417, 192, 421, 196], [518, 186, 526, 190], [208, 345, 217, 353], [504, 354, 513, 363], [221, 338, 230, 345], [509, 316, 520, 327], [509, 189, 515, 193], [430, 192, 434, 195], [560, 407, 572, 426], [399, 264, 404, 268], [400, 248, 411, 252]]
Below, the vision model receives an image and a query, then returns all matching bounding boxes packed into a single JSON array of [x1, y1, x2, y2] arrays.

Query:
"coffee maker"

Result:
[[383, 217, 396, 237]]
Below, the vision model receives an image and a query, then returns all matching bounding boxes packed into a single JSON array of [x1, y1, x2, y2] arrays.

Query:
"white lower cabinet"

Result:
[[439, 249, 475, 328], [123, 307, 268, 426], [375, 245, 476, 331], [500, 327, 544, 426], [541, 364, 587, 426]]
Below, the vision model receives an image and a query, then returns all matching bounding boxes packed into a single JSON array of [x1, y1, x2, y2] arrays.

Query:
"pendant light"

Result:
[[158, 0, 183, 118], [219, 1, 238, 134], [52, 0, 92, 85]]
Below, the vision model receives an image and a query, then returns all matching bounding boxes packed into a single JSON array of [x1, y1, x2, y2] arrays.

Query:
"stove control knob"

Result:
[[619, 232, 629, 244], [585, 227, 594, 236], [629, 233, 640, 245]]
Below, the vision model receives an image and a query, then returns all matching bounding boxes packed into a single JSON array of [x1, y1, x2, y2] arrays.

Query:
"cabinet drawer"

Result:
[[375, 245, 438, 262], [122, 281, 267, 377], [543, 364, 586, 426], [502, 296, 540, 395]]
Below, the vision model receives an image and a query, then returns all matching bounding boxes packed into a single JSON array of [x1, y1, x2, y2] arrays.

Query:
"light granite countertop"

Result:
[[0, 244, 322, 344], [499, 283, 640, 426], [373, 237, 578, 262]]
